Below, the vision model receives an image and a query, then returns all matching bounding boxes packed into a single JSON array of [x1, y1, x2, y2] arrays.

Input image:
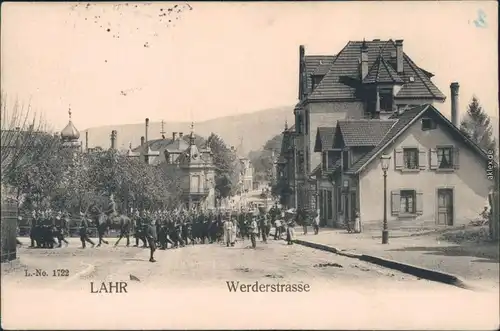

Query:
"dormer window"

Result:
[[379, 88, 393, 112], [311, 75, 324, 91]]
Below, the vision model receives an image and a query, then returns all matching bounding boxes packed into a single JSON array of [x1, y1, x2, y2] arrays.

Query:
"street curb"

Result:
[[293, 238, 472, 290]]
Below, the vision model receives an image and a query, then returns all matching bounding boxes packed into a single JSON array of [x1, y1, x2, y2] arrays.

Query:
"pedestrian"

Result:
[[79, 212, 95, 249], [286, 216, 295, 245], [231, 217, 237, 246], [250, 216, 258, 249], [259, 214, 267, 243], [29, 210, 38, 248], [223, 213, 233, 247], [313, 209, 320, 235], [353, 210, 361, 233], [274, 218, 282, 240]]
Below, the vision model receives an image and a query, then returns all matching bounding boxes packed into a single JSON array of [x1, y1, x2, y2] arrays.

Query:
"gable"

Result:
[[314, 127, 336, 152], [347, 104, 496, 174]]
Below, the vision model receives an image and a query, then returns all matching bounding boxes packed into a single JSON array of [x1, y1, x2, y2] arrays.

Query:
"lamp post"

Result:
[[380, 154, 391, 244]]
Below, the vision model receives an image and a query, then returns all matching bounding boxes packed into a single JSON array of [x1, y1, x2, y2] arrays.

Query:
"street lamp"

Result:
[[380, 154, 391, 244]]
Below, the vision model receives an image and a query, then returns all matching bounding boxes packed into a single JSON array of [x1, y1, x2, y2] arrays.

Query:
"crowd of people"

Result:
[[18, 202, 301, 263]]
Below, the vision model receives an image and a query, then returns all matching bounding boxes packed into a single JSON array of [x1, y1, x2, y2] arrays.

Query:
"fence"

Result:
[[1, 200, 18, 263]]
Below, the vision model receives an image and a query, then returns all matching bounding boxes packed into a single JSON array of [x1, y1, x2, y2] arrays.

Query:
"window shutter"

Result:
[[429, 148, 438, 169], [391, 190, 400, 216], [394, 149, 403, 170], [416, 191, 423, 215], [418, 149, 426, 170], [453, 147, 460, 169]]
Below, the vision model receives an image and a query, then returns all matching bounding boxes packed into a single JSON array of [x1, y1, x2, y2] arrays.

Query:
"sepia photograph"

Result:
[[1, 1, 499, 330]]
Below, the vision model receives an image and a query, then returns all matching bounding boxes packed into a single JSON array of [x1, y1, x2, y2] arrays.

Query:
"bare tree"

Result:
[[1, 93, 56, 187]]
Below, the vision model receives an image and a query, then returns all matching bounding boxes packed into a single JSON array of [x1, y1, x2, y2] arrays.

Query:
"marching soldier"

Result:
[[55, 211, 69, 247], [144, 212, 157, 263], [79, 212, 95, 248], [134, 210, 147, 247]]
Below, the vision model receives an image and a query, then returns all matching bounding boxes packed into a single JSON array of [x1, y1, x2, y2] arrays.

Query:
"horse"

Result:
[[112, 214, 135, 247], [96, 213, 111, 247]]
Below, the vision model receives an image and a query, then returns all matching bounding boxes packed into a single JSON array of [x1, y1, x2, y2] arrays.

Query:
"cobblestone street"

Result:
[[3, 238, 499, 329]]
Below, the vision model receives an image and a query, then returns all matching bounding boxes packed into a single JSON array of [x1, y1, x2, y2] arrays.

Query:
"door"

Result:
[[350, 192, 357, 222], [437, 189, 454, 225]]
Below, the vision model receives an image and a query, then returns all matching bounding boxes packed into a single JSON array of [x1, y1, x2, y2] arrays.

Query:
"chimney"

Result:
[[395, 39, 404, 73], [298, 45, 305, 100], [140, 136, 145, 147], [145, 118, 149, 144], [110, 130, 117, 150], [361, 40, 369, 79], [179, 132, 184, 139], [172, 132, 177, 140], [85, 131, 89, 151], [450, 82, 460, 127]]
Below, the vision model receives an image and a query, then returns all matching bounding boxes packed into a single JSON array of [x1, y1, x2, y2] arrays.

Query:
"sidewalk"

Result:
[[290, 226, 499, 290]]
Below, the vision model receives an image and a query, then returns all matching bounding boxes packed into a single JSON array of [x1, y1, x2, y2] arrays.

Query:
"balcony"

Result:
[[182, 187, 210, 197]]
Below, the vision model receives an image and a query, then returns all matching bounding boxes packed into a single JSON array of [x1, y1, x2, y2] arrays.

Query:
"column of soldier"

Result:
[[21, 204, 296, 250]]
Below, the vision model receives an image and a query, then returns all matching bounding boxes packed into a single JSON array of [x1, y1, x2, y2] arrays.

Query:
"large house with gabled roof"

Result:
[[127, 119, 216, 210], [277, 38, 448, 215], [316, 103, 496, 228]]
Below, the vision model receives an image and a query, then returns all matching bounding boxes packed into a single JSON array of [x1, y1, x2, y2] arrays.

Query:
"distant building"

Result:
[[239, 157, 254, 192], [60, 108, 82, 151], [127, 118, 216, 210]]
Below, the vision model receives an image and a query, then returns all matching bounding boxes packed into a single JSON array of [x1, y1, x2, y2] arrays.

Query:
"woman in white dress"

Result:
[[353, 210, 361, 233]]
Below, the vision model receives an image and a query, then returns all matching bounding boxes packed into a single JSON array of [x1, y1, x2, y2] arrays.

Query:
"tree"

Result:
[[460, 96, 497, 153], [249, 133, 282, 182], [207, 133, 241, 198], [1, 93, 53, 186]]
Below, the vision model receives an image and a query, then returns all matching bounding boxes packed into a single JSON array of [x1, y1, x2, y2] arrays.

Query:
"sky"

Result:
[[1, 1, 498, 132]]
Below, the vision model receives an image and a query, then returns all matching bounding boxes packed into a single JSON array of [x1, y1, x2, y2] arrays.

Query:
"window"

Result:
[[422, 118, 437, 131], [328, 151, 340, 169], [311, 75, 324, 91], [342, 150, 349, 170], [400, 190, 416, 214], [322, 152, 327, 171], [305, 110, 309, 134], [379, 89, 393, 112], [403, 148, 419, 169], [296, 114, 303, 134], [437, 147, 454, 169]]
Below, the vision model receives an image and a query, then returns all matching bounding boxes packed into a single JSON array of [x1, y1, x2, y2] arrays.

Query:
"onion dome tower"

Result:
[[60, 106, 81, 149]]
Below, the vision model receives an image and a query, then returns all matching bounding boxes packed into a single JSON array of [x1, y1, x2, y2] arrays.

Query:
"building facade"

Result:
[[127, 118, 216, 210], [279, 39, 447, 215], [239, 157, 254, 192], [321, 103, 495, 229]]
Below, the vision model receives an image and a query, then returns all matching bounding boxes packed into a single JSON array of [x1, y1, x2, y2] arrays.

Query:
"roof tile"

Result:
[[307, 40, 445, 101], [337, 119, 396, 147], [363, 55, 404, 84], [346, 104, 429, 173]]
